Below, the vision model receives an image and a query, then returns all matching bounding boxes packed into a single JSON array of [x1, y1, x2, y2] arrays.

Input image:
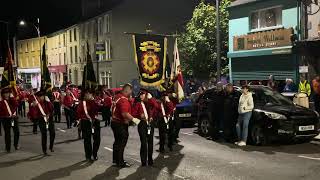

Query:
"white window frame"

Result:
[[31, 41, 34, 51], [25, 42, 28, 52], [105, 39, 111, 60], [104, 14, 110, 33], [100, 71, 112, 88], [250, 6, 283, 32]]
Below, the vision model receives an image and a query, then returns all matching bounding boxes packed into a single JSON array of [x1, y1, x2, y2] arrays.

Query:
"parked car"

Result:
[[197, 85, 320, 145], [175, 98, 197, 126]]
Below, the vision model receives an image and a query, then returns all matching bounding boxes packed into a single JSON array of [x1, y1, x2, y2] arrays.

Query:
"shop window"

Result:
[[250, 6, 282, 31]]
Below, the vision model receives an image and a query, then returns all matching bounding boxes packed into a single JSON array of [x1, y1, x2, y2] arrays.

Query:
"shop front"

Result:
[[17, 68, 41, 89], [48, 65, 67, 88], [228, 28, 298, 84]]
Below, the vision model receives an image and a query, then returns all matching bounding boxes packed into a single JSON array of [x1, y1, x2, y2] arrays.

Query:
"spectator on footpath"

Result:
[[283, 79, 297, 93], [235, 85, 254, 147], [223, 83, 240, 142], [312, 76, 320, 112], [211, 82, 225, 139], [267, 75, 277, 91], [299, 76, 311, 96]]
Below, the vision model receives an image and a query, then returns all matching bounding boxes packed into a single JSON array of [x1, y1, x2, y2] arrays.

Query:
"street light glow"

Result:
[[19, 20, 26, 26]]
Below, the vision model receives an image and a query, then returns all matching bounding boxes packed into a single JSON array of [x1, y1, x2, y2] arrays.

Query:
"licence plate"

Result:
[[299, 125, 314, 131], [179, 113, 192, 118]]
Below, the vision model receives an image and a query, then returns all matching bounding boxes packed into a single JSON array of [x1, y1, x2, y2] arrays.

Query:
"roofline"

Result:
[[229, 0, 264, 8]]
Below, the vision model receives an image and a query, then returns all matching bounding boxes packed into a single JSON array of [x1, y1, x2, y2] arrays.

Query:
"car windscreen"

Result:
[[252, 87, 294, 106]]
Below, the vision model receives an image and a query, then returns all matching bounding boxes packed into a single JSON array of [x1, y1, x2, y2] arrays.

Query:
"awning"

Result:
[[294, 38, 320, 57], [228, 46, 293, 58], [17, 68, 41, 74], [48, 65, 67, 73]]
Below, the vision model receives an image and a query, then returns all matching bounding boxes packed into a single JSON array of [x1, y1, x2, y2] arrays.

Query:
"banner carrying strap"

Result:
[[111, 97, 127, 119], [141, 102, 149, 121], [4, 100, 13, 117], [33, 95, 48, 123], [161, 103, 169, 129]]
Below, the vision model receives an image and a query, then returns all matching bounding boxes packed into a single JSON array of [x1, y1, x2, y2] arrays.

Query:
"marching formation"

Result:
[[0, 83, 181, 168]]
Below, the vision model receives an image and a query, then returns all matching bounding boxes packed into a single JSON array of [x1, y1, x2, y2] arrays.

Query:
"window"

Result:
[[70, 47, 73, 63], [32, 57, 35, 67], [250, 7, 282, 30], [20, 44, 22, 53], [63, 34, 66, 46], [25, 42, 28, 52], [98, 17, 104, 35], [105, 39, 111, 60], [104, 14, 110, 33], [74, 28, 77, 41], [100, 71, 112, 88], [75, 46, 78, 63], [59, 53, 62, 65], [31, 41, 34, 51], [69, 30, 72, 42]]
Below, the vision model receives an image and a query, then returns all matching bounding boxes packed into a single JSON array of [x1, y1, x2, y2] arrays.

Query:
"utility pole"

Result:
[[216, 0, 221, 81]]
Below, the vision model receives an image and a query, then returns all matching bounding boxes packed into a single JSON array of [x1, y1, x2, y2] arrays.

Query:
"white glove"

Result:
[[10, 93, 14, 98], [45, 96, 50, 102], [132, 118, 141, 125], [165, 96, 170, 102], [172, 93, 177, 98], [147, 93, 152, 99]]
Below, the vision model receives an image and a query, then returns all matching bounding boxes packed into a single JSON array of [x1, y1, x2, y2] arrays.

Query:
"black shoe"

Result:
[[43, 152, 48, 156], [169, 147, 173, 152], [33, 132, 37, 134], [86, 158, 93, 162], [50, 148, 54, 152], [148, 161, 153, 166], [6, 149, 10, 153], [118, 162, 131, 168], [15, 146, 20, 150], [141, 162, 147, 167], [93, 156, 98, 161]]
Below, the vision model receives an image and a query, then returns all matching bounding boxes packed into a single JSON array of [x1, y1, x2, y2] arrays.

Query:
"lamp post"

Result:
[[216, 0, 221, 81]]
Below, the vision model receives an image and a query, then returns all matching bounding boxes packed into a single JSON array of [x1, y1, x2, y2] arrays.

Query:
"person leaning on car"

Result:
[[223, 83, 240, 143]]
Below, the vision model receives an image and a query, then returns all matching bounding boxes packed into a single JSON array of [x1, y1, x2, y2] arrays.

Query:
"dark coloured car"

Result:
[[175, 98, 197, 126], [197, 86, 320, 145]]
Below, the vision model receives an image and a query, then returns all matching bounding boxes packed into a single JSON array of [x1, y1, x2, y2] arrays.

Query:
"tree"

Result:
[[179, 0, 230, 79]]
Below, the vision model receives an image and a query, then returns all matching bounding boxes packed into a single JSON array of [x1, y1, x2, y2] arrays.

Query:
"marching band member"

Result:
[[0, 87, 19, 152], [18, 87, 27, 117], [28, 88, 38, 134], [101, 87, 112, 127], [29, 90, 55, 155], [111, 84, 140, 168], [63, 90, 75, 129], [76, 89, 100, 161], [52, 87, 62, 123], [158, 92, 175, 153]]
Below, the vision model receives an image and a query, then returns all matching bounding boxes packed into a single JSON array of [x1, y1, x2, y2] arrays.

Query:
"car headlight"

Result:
[[255, 109, 287, 120]]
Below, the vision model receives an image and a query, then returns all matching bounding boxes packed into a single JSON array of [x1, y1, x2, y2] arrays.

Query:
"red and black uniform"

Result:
[[76, 99, 100, 160], [111, 92, 132, 166], [29, 93, 55, 154], [132, 90, 155, 166], [52, 91, 62, 123], [63, 94, 74, 129], [27, 93, 39, 134], [102, 93, 112, 127], [0, 93, 19, 152], [18, 90, 27, 117], [158, 97, 175, 152]]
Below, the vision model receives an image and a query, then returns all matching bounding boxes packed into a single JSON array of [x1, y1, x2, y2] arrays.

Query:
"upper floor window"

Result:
[[25, 42, 29, 52], [250, 7, 282, 30], [69, 30, 72, 42], [74, 28, 77, 41], [104, 14, 110, 33]]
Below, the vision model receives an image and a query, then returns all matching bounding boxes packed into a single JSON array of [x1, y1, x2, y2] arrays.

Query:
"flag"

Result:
[[1, 45, 18, 96], [81, 43, 97, 90], [132, 34, 168, 87], [40, 43, 52, 94], [170, 38, 184, 102]]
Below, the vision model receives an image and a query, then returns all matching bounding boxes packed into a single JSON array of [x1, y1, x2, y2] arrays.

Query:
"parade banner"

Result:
[[82, 43, 97, 90], [0, 46, 19, 96], [40, 43, 52, 96], [132, 34, 167, 87]]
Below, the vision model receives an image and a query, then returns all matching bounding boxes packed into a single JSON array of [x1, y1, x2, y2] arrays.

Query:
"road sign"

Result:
[[95, 42, 106, 55]]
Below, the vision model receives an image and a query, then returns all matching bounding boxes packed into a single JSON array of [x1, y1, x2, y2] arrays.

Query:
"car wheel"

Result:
[[250, 124, 268, 146], [199, 118, 211, 137]]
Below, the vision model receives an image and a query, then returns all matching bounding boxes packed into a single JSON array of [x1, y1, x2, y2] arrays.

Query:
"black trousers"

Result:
[[64, 107, 73, 128], [0, 120, 2, 135], [173, 116, 181, 141], [314, 94, 320, 113], [32, 119, 38, 133], [102, 107, 111, 126], [1, 118, 20, 151], [80, 120, 101, 159], [18, 101, 26, 117], [138, 121, 154, 165], [53, 102, 61, 123], [158, 117, 175, 151], [38, 117, 55, 153], [111, 121, 129, 165]]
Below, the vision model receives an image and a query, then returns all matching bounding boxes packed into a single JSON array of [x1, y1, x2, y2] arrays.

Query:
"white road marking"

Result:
[[103, 146, 187, 179], [229, 161, 242, 165], [57, 128, 66, 133], [298, 155, 320, 161], [104, 147, 113, 152], [181, 132, 193, 136]]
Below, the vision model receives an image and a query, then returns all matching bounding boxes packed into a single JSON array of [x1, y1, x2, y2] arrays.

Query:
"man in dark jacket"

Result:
[[223, 84, 240, 142]]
